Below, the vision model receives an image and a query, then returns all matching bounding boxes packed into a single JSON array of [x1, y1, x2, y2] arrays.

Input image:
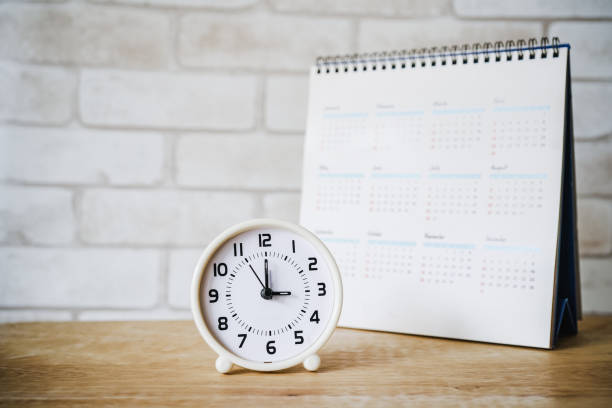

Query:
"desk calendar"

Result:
[[300, 38, 580, 349]]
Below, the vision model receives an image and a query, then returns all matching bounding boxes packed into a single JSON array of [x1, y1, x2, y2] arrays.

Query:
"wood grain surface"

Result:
[[1, 316, 611, 407]]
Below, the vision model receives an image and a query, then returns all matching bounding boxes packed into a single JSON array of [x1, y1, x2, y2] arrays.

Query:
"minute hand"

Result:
[[248, 264, 266, 289], [264, 259, 269, 289]]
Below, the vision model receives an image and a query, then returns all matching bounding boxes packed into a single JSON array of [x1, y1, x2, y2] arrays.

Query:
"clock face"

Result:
[[198, 227, 336, 363]]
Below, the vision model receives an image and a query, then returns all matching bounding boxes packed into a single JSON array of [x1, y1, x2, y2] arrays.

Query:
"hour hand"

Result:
[[271, 291, 291, 296]]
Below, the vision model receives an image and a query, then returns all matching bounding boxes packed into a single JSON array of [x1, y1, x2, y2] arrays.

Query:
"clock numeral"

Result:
[[291, 239, 296, 253], [294, 330, 304, 345], [308, 257, 318, 271], [213, 263, 227, 277], [258, 233, 271, 247], [317, 282, 326, 296], [218, 316, 228, 330], [208, 289, 218, 303], [233, 242, 243, 256], [237, 333, 247, 348], [266, 340, 276, 355], [310, 310, 320, 324]]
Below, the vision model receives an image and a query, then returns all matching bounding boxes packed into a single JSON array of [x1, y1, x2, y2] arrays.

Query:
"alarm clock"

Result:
[[191, 219, 343, 373]]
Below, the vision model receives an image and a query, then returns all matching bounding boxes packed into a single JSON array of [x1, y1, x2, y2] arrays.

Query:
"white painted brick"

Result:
[[175, 134, 303, 189], [0, 310, 72, 323], [358, 19, 542, 52], [265, 75, 309, 132], [168, 249, 202, 309], [262, 192, 301, 223], [0, 248, 160, 308], [79, 190, 258, 245], [580, 257, 612, 313], [455, 0, 612, 17], [573, 82, 612, 140], [91, 0, 258, 8], [575, 140, 612, 196], [0, 63, 74, 125], [270, 0, 452, 16], [577, 199, 612, 256], [77, 309, 192, 321], [79, 70, 256, 130], [0, 186, 74, 245], [0, 3, 170, 68], [178, 12, 352, 70], [550, 22, 612, 79], [3, 126, 164, 185]]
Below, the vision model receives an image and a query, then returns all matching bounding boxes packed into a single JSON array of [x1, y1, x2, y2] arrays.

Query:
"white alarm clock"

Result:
[[191, 219, 343, 373]]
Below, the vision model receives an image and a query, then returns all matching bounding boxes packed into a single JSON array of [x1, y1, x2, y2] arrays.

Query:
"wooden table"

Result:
[[1, 317, 611, 407]]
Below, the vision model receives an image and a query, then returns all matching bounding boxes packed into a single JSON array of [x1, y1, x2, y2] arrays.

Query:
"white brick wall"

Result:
[[1, 0, 611, 322], [0, 248, 160, 308], [549, 22, 612, 79], [358, 19, 543, 52], [265, 75, 309, 132], [178, 12, 353, 70], [0, 3, 171, 68], [175, 133, 303, 189], [0, 63, 75, 125], [3, 126, 165, 185], [573, 82, 612, 139], [0, 186, 75, 245], [168, 248, 202, 309], [79, 70, 257, 130], [79, 189, 257, 245]]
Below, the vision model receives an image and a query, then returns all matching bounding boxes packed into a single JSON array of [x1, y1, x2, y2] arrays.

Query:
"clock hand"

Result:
[[263, 261, 290, 297], [248, 264, 265, 289]]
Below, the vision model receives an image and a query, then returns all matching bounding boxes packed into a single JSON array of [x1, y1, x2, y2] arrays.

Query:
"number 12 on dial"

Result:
[[191, 219, 343, 373]]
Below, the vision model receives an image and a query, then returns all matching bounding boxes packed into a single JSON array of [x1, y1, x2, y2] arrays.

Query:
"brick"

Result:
[[0, 248, 160, 308], [550, 22, 612, 79], [262, 192, 301, 223], [455, 0, 612, 17], [175, 133, 303, 189], [2, 126, 164, 185], [358, 19, 542, 52], [265, 75, 308, 132], [580, 257, 612, 313], [79, 70, 256, 130], [577, 199, 612, 256], [77, 309, 192, 321], [0, 3, 169, 68], [168, 249, 202, 309], [573, 82, 612, 140], [575, 140, 612, 196], [178, 12, 352, 70], [0, 186, 74, 245], [79, 190, 258, 245], [0, 63, 74, 125], [0, 310, 72, 323], [270, 0, 452, 16], [91, 0, 258, 8]]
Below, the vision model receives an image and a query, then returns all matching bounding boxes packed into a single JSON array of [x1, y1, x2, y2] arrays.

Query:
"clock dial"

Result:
[[199, 227, 335, 363]]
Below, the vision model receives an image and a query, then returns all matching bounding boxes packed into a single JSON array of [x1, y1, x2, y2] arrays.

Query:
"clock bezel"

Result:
[[191, 218, 343, 372]]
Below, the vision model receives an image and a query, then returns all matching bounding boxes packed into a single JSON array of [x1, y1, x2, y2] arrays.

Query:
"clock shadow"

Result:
[[223, 345, 381, 375], [317, 348, 381, 373], [225, 365, 305, 375]]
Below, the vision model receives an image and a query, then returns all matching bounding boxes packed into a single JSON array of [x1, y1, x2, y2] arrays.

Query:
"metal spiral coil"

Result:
[[315, 36, 561, 74]]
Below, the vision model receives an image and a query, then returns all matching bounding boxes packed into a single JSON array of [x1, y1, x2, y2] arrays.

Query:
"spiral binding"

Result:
[[315, 36, 561, 74]]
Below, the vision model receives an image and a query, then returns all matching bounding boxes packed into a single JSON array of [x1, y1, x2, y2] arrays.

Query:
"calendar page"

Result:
[[300, 47, 569, 348]]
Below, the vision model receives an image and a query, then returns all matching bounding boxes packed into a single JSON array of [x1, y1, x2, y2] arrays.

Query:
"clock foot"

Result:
[[303, 354, 320, 372], [215, 356, 233, 374]]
